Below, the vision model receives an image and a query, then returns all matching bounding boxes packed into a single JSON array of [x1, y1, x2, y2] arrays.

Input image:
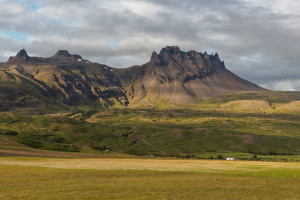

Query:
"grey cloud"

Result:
[[0, 0, 299, 91]]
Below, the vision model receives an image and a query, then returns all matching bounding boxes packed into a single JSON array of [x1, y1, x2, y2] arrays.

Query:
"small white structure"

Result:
[[226, 157, 235, 161], [78, 59, 82, 62], [283, 89, 295, 91]]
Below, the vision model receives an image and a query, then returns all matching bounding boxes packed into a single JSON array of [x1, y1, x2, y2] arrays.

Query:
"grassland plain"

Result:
[[1, 157, 300, 199]]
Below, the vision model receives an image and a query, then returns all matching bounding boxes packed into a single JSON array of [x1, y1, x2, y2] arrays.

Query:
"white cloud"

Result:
[[261, 80, 300, 91], [0, 0, 25, 14], [121, 0, 166, 19]]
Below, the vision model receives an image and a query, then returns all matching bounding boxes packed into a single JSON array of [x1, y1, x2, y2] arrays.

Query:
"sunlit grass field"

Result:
[[1, 157, 300, 199]]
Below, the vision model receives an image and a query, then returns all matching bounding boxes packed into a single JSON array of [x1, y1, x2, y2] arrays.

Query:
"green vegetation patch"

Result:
[[0, 91, 300, 158]]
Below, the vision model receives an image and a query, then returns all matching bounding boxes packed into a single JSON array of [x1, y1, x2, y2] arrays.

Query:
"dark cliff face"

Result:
[[147, 46, 225, 83], [16, 49, 29, 59], [55, 50, 73, 57]]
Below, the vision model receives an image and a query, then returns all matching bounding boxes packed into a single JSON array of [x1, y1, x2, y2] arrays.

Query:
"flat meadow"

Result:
[[1, 157, 300, 199]]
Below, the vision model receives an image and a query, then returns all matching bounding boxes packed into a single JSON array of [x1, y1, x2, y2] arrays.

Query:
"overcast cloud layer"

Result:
[[0, 0, 299, 91]]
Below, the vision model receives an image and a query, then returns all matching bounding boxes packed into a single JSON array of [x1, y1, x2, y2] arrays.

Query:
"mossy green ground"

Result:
[[1, 158, 300, 200]]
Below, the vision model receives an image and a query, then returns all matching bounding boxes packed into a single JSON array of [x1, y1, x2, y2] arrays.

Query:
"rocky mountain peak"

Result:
[[118, 46, 265, 104], [150, 51, 160, 63], [8, 49, 29, 62], [160, 46, 181, 57], [53, 50, 82, 59], [55, 50, 72, 57], [16, 49, 28, 57], [146, 46, 227, 85], [150, 46, 225, 69], [161, 46, 181, 55], [153, 46, 183, 64]]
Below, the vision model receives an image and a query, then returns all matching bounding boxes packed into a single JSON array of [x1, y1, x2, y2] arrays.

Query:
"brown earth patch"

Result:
[[241, 134, 263, 144], [169, 128, 212, 140], [232, 144, 244, 151], [223, 121, 232, 126], [192, 128, 212, 134], [0, 149, 130, 158], [169, 129, 183, 139]]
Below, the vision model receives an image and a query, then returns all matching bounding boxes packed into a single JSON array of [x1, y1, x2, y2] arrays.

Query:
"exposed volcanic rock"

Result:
[[149, 46, 225, 83], [15, 49, 29, 60], [50, 50, 83, 62], [0, 46, 266, 110], [116, 46, 265, 105], [0, 49, 129, 109], [55, 50, 73, 57], [6, 49, 47, 68], [7, 49, 30, 63]]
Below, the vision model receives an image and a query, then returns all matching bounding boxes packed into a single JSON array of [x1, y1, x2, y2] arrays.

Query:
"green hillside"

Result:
[[1, 91, 299, 158]]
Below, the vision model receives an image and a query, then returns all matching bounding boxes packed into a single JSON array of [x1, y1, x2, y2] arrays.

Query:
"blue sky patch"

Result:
[[30, 4, 38, 10], [110, 40, 119, 47], [3, 32, 28, 41]]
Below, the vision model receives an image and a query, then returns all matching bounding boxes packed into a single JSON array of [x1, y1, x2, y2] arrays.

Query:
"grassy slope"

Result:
[[0, 91, 299, 157]]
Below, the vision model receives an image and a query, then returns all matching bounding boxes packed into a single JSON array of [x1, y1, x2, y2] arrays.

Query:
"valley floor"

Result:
[[0, 157, 300, 199], [1, 91, 300, 199]]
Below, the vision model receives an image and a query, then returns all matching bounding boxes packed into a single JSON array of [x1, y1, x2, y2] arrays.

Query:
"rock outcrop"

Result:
[[50, 50, 83, 62], [7, 49, 30, 63]]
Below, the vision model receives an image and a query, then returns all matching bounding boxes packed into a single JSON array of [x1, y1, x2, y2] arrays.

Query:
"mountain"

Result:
[[0, 46, 265, 111], [116, 46, 265, 105], [0, 49, 128, 111]]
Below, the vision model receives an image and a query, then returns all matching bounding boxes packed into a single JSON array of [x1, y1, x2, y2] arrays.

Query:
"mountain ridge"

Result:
[[116, 46, 265, 105], [0, 46, 265, 110]]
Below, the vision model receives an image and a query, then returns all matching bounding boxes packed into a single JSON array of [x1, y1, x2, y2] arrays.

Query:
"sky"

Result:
[[0, 0, 299, 91]]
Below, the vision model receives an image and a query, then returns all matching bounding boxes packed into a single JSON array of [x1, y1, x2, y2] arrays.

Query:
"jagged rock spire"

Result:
[[8, 49, 29, 62], [16, 49, 28, 57]]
